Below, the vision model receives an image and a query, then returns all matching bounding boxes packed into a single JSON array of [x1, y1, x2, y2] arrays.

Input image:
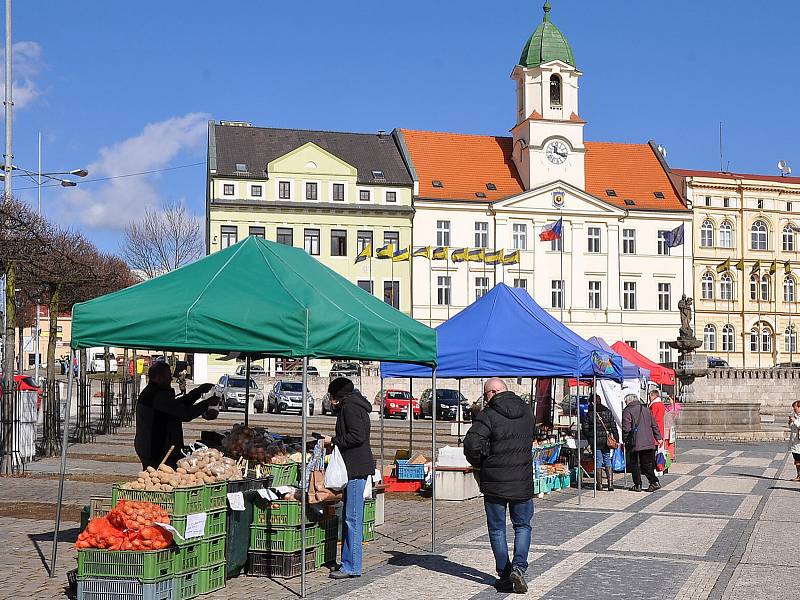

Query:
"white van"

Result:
[[88, 348, 119, 373]]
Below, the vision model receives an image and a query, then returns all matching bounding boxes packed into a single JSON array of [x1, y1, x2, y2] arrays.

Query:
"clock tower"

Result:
[[511, 1, 586, 191]]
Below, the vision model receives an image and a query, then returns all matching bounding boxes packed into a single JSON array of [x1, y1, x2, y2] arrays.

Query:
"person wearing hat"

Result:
[[323, 377, 375, 579]]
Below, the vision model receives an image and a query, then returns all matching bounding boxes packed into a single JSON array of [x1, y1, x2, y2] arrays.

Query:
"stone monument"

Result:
[[668, 295, 708, 403]]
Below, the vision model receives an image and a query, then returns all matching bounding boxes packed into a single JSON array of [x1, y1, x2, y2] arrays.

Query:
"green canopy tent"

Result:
[[53, 236, 437, 596]]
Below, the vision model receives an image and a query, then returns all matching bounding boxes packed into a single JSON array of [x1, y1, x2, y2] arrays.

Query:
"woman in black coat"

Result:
[[582, 395, 619, 492]]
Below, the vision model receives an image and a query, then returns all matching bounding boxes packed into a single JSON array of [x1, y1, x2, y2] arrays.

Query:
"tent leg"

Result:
[[457, 379, 462, 446], [576, 381, 581, 506], [300, 357, 308, 599], [592, 377, 597, 499], [50, 347, 76, 577], [244, 356, 251, 428], [431, 370, 437, 553], [408, 377, 413, 453], [379, 378, 385, 474]]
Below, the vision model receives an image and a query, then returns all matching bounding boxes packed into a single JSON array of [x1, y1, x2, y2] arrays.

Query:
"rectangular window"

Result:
[[659, 341, 672, 364], [625, 340, 638, 350], [657, 230, 671, 256], [588, 281, 601, 309], [623, 281, 637, 310], [757, 198, 764, 210], [356, 230, 373, 253], [550, 237, 562, 252], [276, 227, 293, 246], [248, 226, 265, 238], [278, 181, 291, 199], [251, 185, 262, 197], [475, 222, 488, 248], [658, 282, 671, 311], [223, 184, 234, 196], [304, 228, 320, 255], [332, 183, 345, 201], [704, 196, 711, 207], [386, 191, 397, 203], [331, 229, 347, 256], [436, 220, 451, 246], [513, 278, 527, 290], [359, 190, 371, 202], [357, 280, 373, 294], [475, 277, 489, 300], [384, 281, 399, 309], [551, 280, 564, 309], [723, 196, 730, 208], [622, 229, 636, 254], [437, 276, 451, 305], [512, 223, 528, 250], [384, 231, 399, 248], [587, 227, 601, 253], [788, 201, 794, 212], [220, 225, 238, 249], [305, 182, 318, 201]]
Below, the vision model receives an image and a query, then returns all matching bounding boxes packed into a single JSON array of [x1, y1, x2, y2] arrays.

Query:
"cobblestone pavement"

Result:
[[0, 437, 796, 599]]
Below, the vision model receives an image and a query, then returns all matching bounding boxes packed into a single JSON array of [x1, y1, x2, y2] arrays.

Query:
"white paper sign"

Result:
[[227, 492, 245, 511], [258, 488, 278, 500], [154, 522, 184, 542], [184, 512, 207, 540]]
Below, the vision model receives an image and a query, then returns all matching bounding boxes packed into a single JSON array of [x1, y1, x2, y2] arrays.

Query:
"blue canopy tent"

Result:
[[586, 336, 649, 380]]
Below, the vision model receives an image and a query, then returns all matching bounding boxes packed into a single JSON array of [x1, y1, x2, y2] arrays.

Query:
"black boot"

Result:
[[605, 467, 614, 492], [595, 471, 603, 491]]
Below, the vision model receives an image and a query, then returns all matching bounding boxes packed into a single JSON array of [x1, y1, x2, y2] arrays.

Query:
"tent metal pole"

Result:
[[576, 380, 581, 506], [408, 377, 413, 453], [379, 378, 385, 474], [592, 377, 597, 499], [244, 356, 251, 428], [300, 356, 308, 598], [50, 346, 76, 577], [431, 369, 437, 553], [457, 379, 462, 446]]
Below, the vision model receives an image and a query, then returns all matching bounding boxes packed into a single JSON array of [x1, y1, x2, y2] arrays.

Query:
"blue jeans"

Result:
[[595, 449, 612, 469], [483, 496, 534, 576], [340, 477, 367, 575]]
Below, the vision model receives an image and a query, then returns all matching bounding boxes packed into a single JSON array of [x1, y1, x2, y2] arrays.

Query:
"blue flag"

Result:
[[664, 224, 684, 248]]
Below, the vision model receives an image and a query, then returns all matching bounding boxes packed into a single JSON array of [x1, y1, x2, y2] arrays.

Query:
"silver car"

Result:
[[215, 375, 265, 412], [268, 380, 315, 415]]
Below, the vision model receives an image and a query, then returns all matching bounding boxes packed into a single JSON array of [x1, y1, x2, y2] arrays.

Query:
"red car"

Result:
[[375, 389, 420, 419]]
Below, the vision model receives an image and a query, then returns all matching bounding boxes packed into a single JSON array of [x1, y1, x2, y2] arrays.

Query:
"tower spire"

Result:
[[543, 1, 551, 22]]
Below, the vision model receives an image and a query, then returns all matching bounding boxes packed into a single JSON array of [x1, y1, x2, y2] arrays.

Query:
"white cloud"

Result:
[[0, 41, 43, 110], [61, 112, 210, 229]]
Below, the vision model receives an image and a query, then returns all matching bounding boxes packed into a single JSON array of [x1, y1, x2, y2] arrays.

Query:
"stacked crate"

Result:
[[249, 499, 319, 578]]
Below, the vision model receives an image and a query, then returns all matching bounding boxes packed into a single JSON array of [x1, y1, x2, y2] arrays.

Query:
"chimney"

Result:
[[377, 130, 386, 141]]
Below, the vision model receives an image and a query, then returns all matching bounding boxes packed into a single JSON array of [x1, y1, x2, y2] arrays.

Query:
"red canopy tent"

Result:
[[611, 341, 675, 386]]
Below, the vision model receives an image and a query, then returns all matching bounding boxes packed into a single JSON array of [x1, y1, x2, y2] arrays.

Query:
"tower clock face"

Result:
[[546, 140, 569, 165]]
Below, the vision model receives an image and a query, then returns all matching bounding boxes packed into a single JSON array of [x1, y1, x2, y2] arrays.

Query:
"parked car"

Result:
[[776, 361, 800, 368], [268, 380, 315, 415], [87, 348, 119, 374], [214, 375, 264, 412], [321, 393, 335, 416], [330, 361, 360, 377], [707, 357, 729, 368], [374, 389, 420, 419], [419, 388, 471, 421], [284, 365, 320, 377], [235, 364, 266, 377]]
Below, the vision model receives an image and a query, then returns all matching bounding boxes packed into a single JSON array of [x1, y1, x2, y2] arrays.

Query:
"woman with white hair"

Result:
[[622, 394, 663, 492]]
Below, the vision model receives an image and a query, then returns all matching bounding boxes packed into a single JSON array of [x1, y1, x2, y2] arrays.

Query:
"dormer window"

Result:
[[550, 74, 562, 106]]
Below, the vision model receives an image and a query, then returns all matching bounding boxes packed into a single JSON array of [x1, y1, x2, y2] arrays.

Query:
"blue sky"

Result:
[[8, 0, 800, 252]]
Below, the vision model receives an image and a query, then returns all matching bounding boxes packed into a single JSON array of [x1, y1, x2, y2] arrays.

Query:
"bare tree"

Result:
[[120, 202, 203, 279]]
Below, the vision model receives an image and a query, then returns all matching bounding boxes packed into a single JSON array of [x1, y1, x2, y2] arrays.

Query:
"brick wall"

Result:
[[692, 368, 800, 415]]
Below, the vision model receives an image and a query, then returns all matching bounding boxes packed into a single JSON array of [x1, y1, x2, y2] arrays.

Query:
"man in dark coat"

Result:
[[134, 362, 215, 469], [622, 393, 663, 492], [323, 377, 375, 579], [464, 378, 534, 594], [582, 395, 620, 492]]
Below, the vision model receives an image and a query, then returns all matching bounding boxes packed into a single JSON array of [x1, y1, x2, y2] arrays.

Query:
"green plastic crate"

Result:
[[363, 521, 375, 542], [112, 484, 204, 517], [262, 463, 299, 486], [249, 525, 318, 553], [77, 549, 174, 582], [200, 536, 226, 566], [172, 541, 201, 574], [248, 550, 316, 578], [559, 473, 571, 489], [252, 500, 314, 527], [171, 509, 226, 545], [197, 562, 225, 595], [315, 539, 338, 569], [364, 499, 376, 522], [203, 482, 227, 511], [174, 570, 199, 600], [76, 577, 176, 600], [316, 517, 339, 544]]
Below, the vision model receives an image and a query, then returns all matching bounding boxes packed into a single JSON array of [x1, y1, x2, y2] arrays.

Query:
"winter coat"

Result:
[[332, 390, 375, 479], [463, 391, 534, 501], [622, 401, 662, 452], [789, 414, 800, 454], [649, 399, 666, 439], [134, 383, 211, 468], [581, 403, 619, 453]]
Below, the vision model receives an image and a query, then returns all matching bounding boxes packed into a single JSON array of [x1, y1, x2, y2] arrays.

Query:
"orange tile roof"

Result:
[[399, 129, 687, 211], [671, 168, 800, 185]]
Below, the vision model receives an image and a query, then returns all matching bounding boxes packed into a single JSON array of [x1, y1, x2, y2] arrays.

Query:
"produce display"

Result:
[[120, 448, 242, 491], [75, 501, 173, 550], [222, 424, 305, 465]]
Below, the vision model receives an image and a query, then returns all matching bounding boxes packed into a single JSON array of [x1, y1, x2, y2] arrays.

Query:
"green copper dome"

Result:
[[518, 1, 575, 68]]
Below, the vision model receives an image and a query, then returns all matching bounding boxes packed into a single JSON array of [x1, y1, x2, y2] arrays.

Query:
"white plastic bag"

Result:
[[363, 475, 373, 500], [324, 446, 348, 490]]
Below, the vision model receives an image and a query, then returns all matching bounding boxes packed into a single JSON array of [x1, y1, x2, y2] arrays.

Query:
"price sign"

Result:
[[184, 512, 207, 539], [154, 522, 183, 542], [227, 492, 245, 511]]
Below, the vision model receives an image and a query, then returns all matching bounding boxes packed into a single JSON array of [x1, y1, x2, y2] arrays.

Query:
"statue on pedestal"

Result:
[[678, 294, 695, 341]]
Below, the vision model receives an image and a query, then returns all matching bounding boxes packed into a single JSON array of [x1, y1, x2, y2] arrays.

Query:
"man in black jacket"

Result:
[[134, 362, 215, 469], [464, 378, 534, 594], [323, 377, 375, 580]]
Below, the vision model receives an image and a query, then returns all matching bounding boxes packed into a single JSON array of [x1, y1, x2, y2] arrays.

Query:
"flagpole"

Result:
[[446, 254, 451, 320], [773, 265, 778, 366], [560, 234, 564, 322], [428, 251, 433, 327], [682, 238, 686, 298]]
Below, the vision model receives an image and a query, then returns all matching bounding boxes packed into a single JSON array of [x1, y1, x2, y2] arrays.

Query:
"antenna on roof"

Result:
[[778, 160, 793, 177], [657, 144, 668, 159]]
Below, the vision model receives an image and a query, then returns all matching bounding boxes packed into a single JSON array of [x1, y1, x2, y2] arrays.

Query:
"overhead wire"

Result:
[[12, 161, 205, 191]]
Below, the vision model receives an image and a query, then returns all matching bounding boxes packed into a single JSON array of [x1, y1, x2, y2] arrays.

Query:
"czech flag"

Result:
[[539, 217, 563, 242]]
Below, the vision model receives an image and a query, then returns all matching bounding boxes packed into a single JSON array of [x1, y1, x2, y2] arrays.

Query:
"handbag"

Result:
[[597, 413, 618, 450], [307, 470, 343, 504]]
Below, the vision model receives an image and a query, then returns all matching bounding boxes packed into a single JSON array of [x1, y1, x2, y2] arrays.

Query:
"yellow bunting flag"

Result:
[[392, 246, 410, 262], [716, 258, 731, 273], [484, 249, 504, 265], [376, 244, 394, 259], [413, 246, 431, 259], [502, 250, 521, 265], [786, 261, 792, 275], [432, 246, 449, 260], [451, 248, 468, 263], [355, 243, 372, 264], [734, 258, 745, 271], [467, 248, 485, 262]]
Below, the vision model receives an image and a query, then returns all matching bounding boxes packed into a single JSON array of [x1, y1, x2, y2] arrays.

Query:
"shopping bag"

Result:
[[664, 449, 673, 471], [611, 445, 626, 473], [363, 475, 373, 500], [307, 470, 342, 504], [324, 446, 348, 490], [655, 447, 667, 472]]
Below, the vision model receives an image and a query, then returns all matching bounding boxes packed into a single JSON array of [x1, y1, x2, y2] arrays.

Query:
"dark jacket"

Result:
[[582, 402, 619, 453], [134, 383, 210, 468], [331, 390, 375, 479], [622, 401, 662, 452], [463, 391, 534, 501]]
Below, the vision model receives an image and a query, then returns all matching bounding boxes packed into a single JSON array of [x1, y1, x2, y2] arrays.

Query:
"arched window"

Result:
[[703, 324, 717, 351], [751, 220, 768, 250], [785, 275, 796, 302], [750, 327, 759, 352], [549, 74, 562, 106], [761, 274, 771, 302], [700, 220, 714, 247], [784, 225, 796, 252], [750, 274, 759, 300], [762, 325, 773, 352], [722, 324, 735, 352], [720, 273, 733, 301], [785, 326, 797, 353], [701, 272, 714, 299], [719, 220, 733, 249]]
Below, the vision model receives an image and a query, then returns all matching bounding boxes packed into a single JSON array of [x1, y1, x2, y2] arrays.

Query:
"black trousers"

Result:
[[629, 449, 659, 487]]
